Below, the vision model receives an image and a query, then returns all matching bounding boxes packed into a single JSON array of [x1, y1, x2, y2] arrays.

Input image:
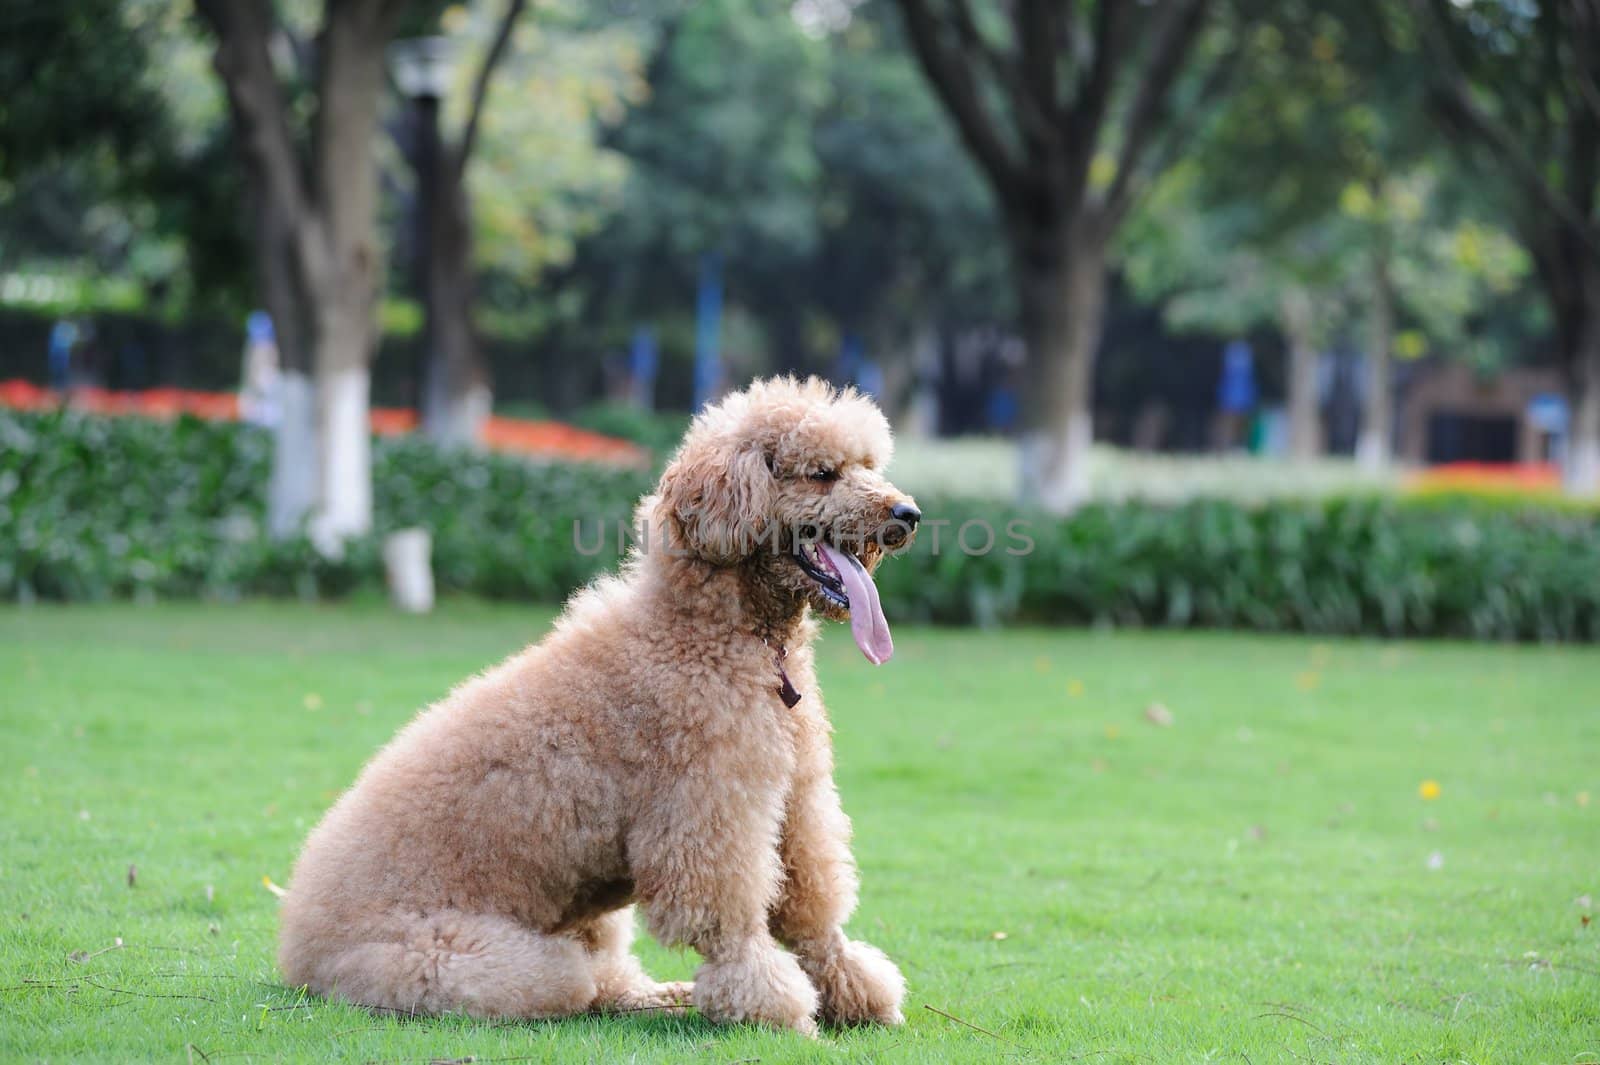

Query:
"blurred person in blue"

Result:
[[1216, 339, 1256, 451], [47, 319, 78, 392], [240, 310, 281, 427]]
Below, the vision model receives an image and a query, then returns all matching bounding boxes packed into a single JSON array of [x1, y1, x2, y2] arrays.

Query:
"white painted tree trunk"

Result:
[[1356, 259, 1394, 474], [900, 323, 941, 440], [423, 342, 490, 450], [1017, 233, 1105, 515], [1280, 289, 1323, 462], [428, 380, 492, 450], [268, 371, 319, 539], [309, 365, 372, 555], [1021, 412, 1094, 513], [1567, 332, 1600, 495]]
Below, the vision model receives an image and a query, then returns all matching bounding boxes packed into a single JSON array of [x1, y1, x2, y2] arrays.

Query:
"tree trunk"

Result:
[[1279, 288, 1322, 461], [309, 315, 375, 555], [1532, 231, 1600, 495], [254, 182, 321, 538], [422, 178, 490, 449], [1356, 249, 1394, 473], [1016, 222, 1106, 514], [303, 2, 394, 551], [201, 0, 397, 552], [1566, 262, 1600, 495]]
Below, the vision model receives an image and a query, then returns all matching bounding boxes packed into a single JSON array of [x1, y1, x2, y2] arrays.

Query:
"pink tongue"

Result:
[[818, 543, 894, 665]]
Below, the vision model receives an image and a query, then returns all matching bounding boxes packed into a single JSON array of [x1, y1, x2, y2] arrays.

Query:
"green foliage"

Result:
[[876, 494, 1600, 641], [0, 0, 251, 320], [5, 410, 1597, 641], [1121, 1, 1535, 363], [607, 0, 829, 266], [566, 401, 691, 459], [0, 411, 648, 603], [447, 0, 645, 292], [0, 0, 165, 179]]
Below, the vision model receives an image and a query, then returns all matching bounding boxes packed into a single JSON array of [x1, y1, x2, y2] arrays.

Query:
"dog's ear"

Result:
[[657, 438, 773, 564]]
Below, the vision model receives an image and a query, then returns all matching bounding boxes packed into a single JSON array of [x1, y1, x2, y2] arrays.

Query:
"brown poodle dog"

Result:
[[278, 377, 918, 1035]]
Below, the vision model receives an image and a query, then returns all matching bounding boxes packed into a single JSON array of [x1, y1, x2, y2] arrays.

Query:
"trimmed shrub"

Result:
[[873, 496, 1600, 641], [3, 409, 1597, 641], [0, 410, 648, 603]]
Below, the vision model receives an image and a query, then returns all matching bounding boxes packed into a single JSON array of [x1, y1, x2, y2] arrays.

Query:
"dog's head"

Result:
[[652, 376, 918, 664]]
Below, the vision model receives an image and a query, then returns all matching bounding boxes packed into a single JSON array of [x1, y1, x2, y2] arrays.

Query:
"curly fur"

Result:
[[278, 376, 915, 1034]]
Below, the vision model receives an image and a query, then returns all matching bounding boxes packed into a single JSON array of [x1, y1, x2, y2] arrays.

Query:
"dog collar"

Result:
[[763, 637, 802, 709]]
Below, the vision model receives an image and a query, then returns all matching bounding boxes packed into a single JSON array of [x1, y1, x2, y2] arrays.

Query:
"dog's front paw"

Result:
[[600, 979, 694, 1014], [803, 939, 905, 1027], [694, 947, 820, 1036]]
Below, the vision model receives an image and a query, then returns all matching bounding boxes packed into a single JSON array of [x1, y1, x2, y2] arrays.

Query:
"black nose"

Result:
[[890, 503, 920, 528]]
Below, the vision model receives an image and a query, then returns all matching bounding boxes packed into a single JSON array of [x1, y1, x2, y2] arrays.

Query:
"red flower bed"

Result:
[[1409, 461, 1562, 492], [0, 379, 647, 467]]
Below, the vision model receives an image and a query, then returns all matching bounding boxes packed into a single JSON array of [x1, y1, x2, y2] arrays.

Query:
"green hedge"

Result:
[[3, 410, 1597, 641], [0, 410, 649, 603], [873, 496, 1600, 641]]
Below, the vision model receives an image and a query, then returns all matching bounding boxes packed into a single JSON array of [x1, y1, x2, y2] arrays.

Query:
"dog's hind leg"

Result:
[[578, 907, 693, 1014], [293, 911, 599, 1020]]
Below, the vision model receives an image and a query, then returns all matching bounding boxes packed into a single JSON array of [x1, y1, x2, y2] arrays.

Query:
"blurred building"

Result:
[[1398, 361, 1564, 465]]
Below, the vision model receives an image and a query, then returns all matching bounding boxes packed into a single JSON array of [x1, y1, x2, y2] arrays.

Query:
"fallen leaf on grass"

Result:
[[1143, 702, 1174, 727]]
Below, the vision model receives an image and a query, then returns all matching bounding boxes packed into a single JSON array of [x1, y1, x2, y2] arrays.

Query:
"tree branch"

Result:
[[1016, 0, 1059, 115], [455, 0, 529, 174], [1106, 30, 1238, 224], [895, 0, 1024, 199], [1104, 0, 1212, 212], [945, 0, 1056, 145], [1071, 0, 1126, 146], [194, 0, 315, 258], [1412, 0, 1599, 254], [1433, 82, 1600, 250]]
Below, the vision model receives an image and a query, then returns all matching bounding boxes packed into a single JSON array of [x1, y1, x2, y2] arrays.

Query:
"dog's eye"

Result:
[[808, 469, 838, 483]]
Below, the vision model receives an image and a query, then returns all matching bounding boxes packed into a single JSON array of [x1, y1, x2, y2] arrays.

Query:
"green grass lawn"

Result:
[[3, 602, 1597, 1064]]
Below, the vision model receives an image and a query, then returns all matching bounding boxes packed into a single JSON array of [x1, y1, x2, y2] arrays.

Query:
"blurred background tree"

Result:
[[1406, 0, 1600, 493], [0, 0, 1595, 506], [891, 0, 1240, 512], [1123, 1, 1532, 468]]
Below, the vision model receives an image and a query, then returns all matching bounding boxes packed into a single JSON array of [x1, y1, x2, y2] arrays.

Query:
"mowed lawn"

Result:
[[2, 603, 1597, 1064]]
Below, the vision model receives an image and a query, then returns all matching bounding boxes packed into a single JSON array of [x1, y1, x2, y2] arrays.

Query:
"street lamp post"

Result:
[[389, 36, 455, 420]]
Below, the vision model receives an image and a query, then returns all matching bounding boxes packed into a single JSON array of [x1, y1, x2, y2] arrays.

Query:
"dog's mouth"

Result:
[[792, 539, 894, 665]]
